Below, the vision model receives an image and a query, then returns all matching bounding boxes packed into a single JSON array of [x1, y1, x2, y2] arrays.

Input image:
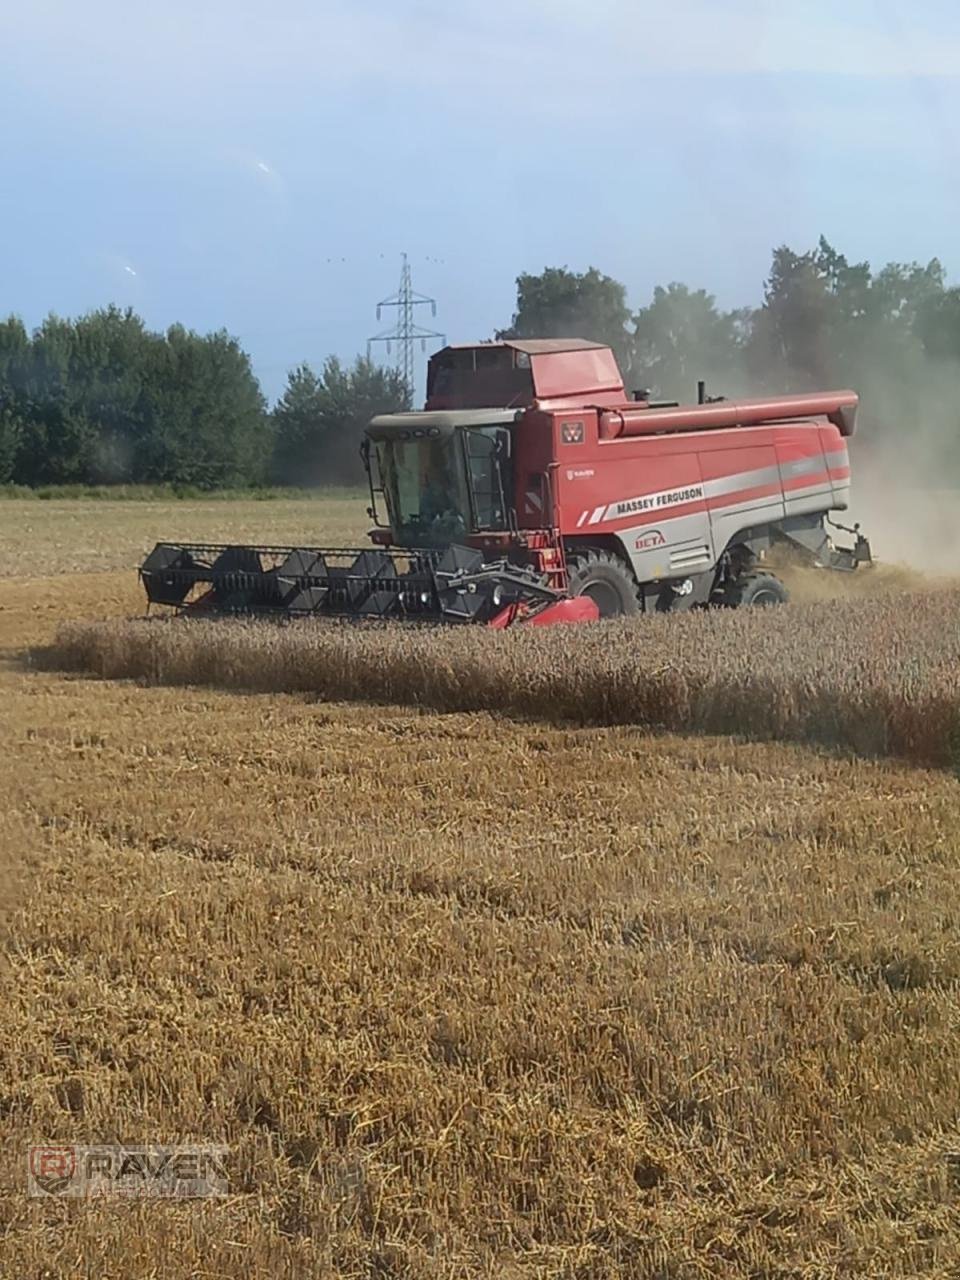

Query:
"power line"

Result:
[[367, 252, 445, 390]]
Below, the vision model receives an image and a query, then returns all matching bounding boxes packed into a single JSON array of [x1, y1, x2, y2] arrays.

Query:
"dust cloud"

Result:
[[846, 355, 960, 577], [847, 475, 960, 576]]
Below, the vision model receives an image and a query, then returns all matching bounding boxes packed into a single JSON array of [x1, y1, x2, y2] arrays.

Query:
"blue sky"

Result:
[[2, 0, 959, 400]]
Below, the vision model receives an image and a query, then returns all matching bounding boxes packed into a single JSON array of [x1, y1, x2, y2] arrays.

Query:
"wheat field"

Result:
[[43, 584, 960, 766], [0, 491, 366, 578], [2, 499, 960, 1278]]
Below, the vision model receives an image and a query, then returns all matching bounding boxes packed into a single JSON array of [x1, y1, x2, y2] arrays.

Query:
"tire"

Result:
[[721, 571, 789, 608], [566, 551, 641, 618]]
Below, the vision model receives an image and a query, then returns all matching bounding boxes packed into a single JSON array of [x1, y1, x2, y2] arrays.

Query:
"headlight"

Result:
[[492, 584, 503, 607], [419, 590, 430, 605]]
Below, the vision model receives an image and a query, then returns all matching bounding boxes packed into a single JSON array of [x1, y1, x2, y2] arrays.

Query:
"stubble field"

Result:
[[2, 496, 960, 1278]]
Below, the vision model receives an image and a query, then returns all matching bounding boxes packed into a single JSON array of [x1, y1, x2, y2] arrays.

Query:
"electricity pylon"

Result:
[[368, 253, 445, 392]]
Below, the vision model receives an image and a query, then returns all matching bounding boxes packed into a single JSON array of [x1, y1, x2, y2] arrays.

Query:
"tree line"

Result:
[[3, 237, 958, 489], [0, 308, 409, 489]]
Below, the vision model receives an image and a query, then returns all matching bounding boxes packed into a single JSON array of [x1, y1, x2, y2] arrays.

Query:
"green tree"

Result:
[[745, 237, 947, 392], [0, 309, 269, 488], [916, 288, 960, 361], [745, 244, 837, 390], [498, 267, 634, 371], [0, 407, 21, 483], [272, 356, 410, 486], [17, 314, 98, 484], [0, 317, 29, 483], [869, 258, 945, 332], [137, 325, 268, 488], [633, 284, 745, 399], [271, 363, 323, 485], [69, 306, 153, 483]]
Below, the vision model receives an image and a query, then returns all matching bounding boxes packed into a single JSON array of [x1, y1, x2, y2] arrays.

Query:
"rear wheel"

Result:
[[566, 551, 641, 618], [721, 571, 789, 608]]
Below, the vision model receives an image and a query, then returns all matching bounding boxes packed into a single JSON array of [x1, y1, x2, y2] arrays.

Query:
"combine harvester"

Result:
[[141, 340, 871, 627]]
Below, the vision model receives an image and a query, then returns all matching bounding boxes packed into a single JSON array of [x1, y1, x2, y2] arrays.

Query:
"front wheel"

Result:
[[566, 551, 641, 618], [720, 571, 789, 608]]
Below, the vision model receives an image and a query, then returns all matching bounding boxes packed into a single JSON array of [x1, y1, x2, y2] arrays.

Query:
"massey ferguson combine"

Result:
[[141, 339, 871, 626]]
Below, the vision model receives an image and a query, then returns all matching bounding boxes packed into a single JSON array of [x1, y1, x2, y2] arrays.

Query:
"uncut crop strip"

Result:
[[39, 590, 960, 767]]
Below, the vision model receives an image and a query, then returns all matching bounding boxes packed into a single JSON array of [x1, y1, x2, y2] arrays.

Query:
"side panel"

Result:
[[549, 417, 854, 583], [556, 427, 712, 583], [820, 425, 851, 510], [700, 441, 785, 559], [620, 510, 714, 583], [514, 409, 568, 529], [774, 424, 832, 520]]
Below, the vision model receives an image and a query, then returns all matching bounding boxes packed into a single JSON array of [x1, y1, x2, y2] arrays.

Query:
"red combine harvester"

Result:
[[141, 339, 871, 626]]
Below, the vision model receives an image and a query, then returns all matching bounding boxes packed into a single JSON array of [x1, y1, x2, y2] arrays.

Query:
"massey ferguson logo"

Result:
[[561, 421, 584, 444], [635, 530, 666, 552], [615, 484, 703, 518]]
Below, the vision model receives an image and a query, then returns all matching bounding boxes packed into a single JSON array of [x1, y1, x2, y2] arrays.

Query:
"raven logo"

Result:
[[29, 1146, 77, 1195]]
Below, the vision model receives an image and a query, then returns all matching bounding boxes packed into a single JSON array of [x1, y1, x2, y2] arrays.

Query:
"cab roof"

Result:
[[367, 408, 517, 439], [426, 338, 625, 410], [443, 338, 607, 355]]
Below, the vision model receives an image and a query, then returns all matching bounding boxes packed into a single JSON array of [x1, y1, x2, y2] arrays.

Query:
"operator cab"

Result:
[[364, 409, 515, 549], [424, 339, 624, 411]]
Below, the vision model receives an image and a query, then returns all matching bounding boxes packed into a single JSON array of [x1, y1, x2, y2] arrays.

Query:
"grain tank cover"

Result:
[[598, 390, 860, 440], [425, 339, 625, 410]]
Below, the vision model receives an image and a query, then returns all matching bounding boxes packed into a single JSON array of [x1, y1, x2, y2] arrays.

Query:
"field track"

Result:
[[2, 499, 960, 1277]]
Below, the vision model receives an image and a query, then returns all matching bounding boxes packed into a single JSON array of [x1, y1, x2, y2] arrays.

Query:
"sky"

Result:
[[1, 0, 960, 401]]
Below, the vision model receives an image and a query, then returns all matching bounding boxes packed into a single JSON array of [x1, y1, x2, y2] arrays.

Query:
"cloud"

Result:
[[530, 0, 960, 76], [3, 0, 959, 128], [2, 0, 959, 203]]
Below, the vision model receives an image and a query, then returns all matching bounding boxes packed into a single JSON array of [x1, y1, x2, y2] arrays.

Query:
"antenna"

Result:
[[368, 253, 445, 392]]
